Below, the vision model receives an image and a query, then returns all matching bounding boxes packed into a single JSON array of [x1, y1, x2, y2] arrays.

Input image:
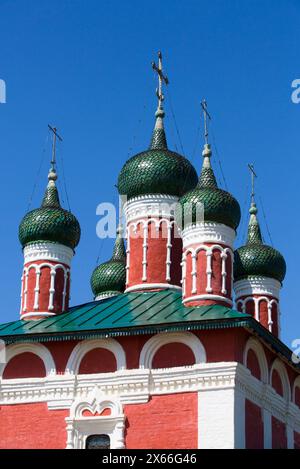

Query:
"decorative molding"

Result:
[[124, 194, 179, 223], [66, 387, 125, 449], [236, 296, 278, 333], [182, 245, 233, 302], [139, 332, 207, 369], [182, 222, 235, 249], [270, 358, 291, 402], [0, 343, 56, 377], [183, 294, 233, 306], [125, 283, 182, 293], [20, 311, 56, 320], [1, 362, 300, 437], [24, 242, 73, 266], [234, 276, 281, 299], [95, 292, 119, 301], [243, 337, 269, 384], [65, 338, 127, 374]]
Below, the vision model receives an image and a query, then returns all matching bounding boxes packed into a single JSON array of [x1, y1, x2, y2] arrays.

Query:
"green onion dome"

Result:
[[234, 202, 286, 283], [19, 170, 81, 250], [117, 108, 198, 200], [176, 144, 241, 230], [90, 227, 126, 299]]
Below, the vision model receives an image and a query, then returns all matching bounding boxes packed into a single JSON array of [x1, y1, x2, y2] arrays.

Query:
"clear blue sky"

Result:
[[0, 0, 299, 347]]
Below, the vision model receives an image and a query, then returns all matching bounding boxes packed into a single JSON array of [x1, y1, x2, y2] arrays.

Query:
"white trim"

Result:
[[20, 311, 56, 320], [66, 388, 125, 449], [243, 337, 269, 384], [183, 294, 233, 306], [1, 361, 300, 443], [0, 343, 56, 377], [95, 292, 119, 301], [24, 242, 73, 266], [182, 222, 235, 249], [125, 283, 182, 293], [270, 358, 291, 401], [139, 332, 206, 369], [124, 194, 179, 223], [234, 276, 281, 299], [65, 339, 126, 374], [292, 376, 300, 405]]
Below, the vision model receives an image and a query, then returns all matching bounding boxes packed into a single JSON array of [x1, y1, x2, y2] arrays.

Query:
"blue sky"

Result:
[[0, 0, 299, 347]]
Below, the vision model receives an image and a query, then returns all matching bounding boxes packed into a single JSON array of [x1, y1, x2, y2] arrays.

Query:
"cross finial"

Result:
[[201, 99, 211, 145], [248, 163, 257, 204], [48, 124, 63, 173], [152, 51, 169, 110]]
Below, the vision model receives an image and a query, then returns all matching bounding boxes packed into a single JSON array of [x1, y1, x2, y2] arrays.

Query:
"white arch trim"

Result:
[[0, 342, 56, 377], [243, 337, 269, 384], [292, 376, 300, 406], [270, 358, 291, 401], [139, 331, 207, 369], [66, 338, 126, 374]]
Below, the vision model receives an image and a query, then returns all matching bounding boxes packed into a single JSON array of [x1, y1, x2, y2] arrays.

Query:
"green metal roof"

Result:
[[0, 290, 298, 370], [0, 290, 249, 344]]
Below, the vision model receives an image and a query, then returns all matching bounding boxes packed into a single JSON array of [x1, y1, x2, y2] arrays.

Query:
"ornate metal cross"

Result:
[[201, 99, 211, 145], [152, 51, 169, 108], [248, 163, 257, 203], [48, 124, 63, 171]]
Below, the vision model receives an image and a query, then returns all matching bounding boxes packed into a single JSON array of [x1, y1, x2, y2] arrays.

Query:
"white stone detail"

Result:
[[124, 194, 179, 223], [66, 388, 125, 449], [95, 292, 119, 301], [65, 338, 126, 374], [183, 294, 233, 306], [139, 332, 207, 369], [243, 337, 269, 384], [234, 276, 281, 300], [24, 242, 73, 266], [182, 222, 235, 249], [0, 343, 56, 377], [125, 283, 182, 293]]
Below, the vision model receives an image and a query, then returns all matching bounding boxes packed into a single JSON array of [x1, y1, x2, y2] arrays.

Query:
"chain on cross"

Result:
[[48, 124, 63, 172], [248, 163, 257, 203]]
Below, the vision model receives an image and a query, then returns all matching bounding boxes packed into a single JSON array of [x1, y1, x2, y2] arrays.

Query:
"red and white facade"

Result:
[[124, 194, 182, 292], [20, 242, 73, 320], [235, 276, 281, 337], [181, 222, 235, 307]]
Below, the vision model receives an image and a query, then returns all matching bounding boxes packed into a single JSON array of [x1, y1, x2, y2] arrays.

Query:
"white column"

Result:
[[142, 224, 148, 281], [221, 251, 227, 294], [165, 223, 172, 282], [48, 268, 56, 311], [23, 269, 29, 312], [125, 226, 130, 286], [62, 270, 69, 312], [263, 408, 272, 449], [206, 250, 212, 293], [181, 257, 186, 297], [287, 424, 294, 449], [191, 253, 197, 294], [267, 301, 273, 333], [198, 387, 245, 449], [33, 268, 41, 310]]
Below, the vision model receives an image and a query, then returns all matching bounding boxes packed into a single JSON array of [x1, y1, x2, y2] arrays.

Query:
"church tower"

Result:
[[18, 127, 81, 320], [117, 52, 198, 293], [176, 101, 241, 307], [234, 166, 286, 337]]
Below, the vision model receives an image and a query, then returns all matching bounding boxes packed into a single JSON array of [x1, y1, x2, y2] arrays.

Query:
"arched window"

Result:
[[85, 434, 110, 449]]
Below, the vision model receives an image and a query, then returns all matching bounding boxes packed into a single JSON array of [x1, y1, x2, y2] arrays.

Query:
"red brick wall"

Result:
[[124, 393, 198, 449], [3, 352, 46, 379], [78, 347, 117, 374], [245, 399, 264, 449], [272, 369, 284, 397], [0, 403, 68, 449], [294, 431, 300, 449], [152, 343, 196, 369], [272, 416, 287, 449], [246, 349, 261, 380]]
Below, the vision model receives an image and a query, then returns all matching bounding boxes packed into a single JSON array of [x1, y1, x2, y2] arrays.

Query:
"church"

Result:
[[0, 52, 299, 449]]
